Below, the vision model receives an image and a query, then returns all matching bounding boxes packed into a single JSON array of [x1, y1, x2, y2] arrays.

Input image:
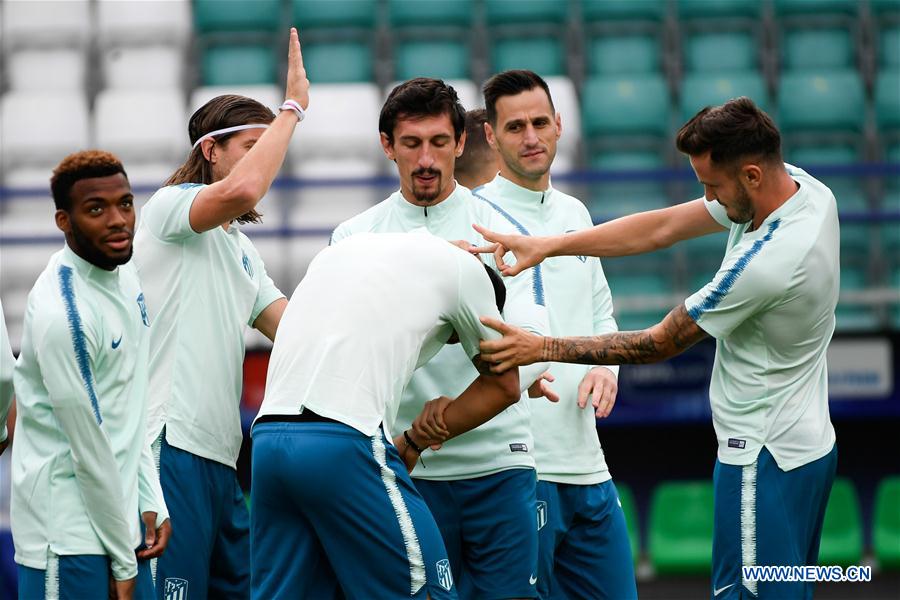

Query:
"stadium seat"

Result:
[[102, 46, 184, 90], [96, 0, 191, 48], [615, 309, 671, 332], [545, 76, 581, 174], [880, 27, 900, 68], [606, 273, 671, 298], [7, 49, 86, 91], [684, 32, 758, 73], [194, 0, 281, 33], [872, 0, 900, 17], [582, 74, 670, 138], [783, 28, 854, 71], [484, 0, 568, 25], [388, 0, 474, 28], [491, 37, 565, 77], [840, 265, 868, 291], [683, 231, 731, 266], [0, 91, 90, 185], [873, 477, 900, 570], [777, 70, 865, 134], [679, 71, 768, 123], [789, 145, 869, 212], [587, 34, 660, 75], [773, 0, 858, 16], [876, 71, 900, 132], [818, 478, 863, 566], [190, 85, 283, 115], [303, 41, 373, 83], [292, 0, 378, 29], [881, 222, 900, 257], [649, 481, 714, 574], [589, 151, 668, 218], [93, 89, 187, 172], [834, 305, 879, 331], [581, 0, 667, 22], [395, 40, 470, 81], [677, 0, 761, 19], [2, 0, 91, 48], [615, 483, 641, 565], [202, 44, 278, 86]]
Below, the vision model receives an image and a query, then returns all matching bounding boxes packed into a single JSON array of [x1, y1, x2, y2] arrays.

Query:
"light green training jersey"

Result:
[[475, 176, 619, 485], [134, 184, 284, 468], [0, 299, 13, 443], [685, 164, 838, 471], [11, 246, 168, 580], [331, 183, 550, 479]]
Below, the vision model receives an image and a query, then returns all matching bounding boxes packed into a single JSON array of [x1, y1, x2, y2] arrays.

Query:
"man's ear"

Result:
[[455, 130, 467, 158], [55, 209, 71, 235], [743, 164, 763, 189], [200, 138, 216, 162], [380, 132, 396, 161]]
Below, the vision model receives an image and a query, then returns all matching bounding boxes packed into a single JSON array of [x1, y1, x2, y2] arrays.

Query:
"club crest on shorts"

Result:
[[164, 578, 188, 600], [536, 500, 548, 531], [435, 558, 453, 591]]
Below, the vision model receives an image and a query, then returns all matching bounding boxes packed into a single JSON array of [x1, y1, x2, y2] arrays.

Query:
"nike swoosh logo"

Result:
[[714, 583, 735, 596], [111, 335, 123, 349], [529, 574, 537, 585]]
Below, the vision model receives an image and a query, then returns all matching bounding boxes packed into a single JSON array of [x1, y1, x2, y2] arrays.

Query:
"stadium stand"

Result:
[[818, 478, 864, 567], [649, 481, 715, 574]]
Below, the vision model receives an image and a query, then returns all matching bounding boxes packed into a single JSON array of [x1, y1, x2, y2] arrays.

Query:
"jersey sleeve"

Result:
[[246, 243, 285, 326], [450, 252, 506, 361], [684, 241, 783, 339], [329, 221, 352, 245], [141, 184, 204, 242], [138, 438, 169, 527], [501, 290, 551, 392], [35, 309, 138, 580], [702, 196, 733, 229], [0, 299, 14, 443]]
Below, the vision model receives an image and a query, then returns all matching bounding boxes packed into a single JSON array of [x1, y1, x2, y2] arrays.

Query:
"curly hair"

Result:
[[50, 150, 128, 211]]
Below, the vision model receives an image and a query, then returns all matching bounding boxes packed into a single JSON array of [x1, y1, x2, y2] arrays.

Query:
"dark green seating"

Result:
[[202, 44, 278, 86], [491, 37, 565, 77], [194, 0, 281, 33], [587, 34, 659, 75], [778, 70, 865, 133], [680, 71, 768, 122], [388, 0, 474, 28], [485, 0, 568, 25], [616, 309, 671, 332], [649, 480, 714, 574], [677, 0, 762, 19], [590, 150, 668, 217], [874, 476, 900, 569], [790, 145, 869, 212], [616, 482, 641, 565], [582, 74, 670, 137], [292, 0, 378, 29], [773, 0, 858, 16], [582, 0, 667, 21], [876, 71, 900, 131], [396, 40, 469, 80], [684, 32, 757, 72], [303, 41, 373, 83], [880, 27, 900, 68], [783, 28, 853, 70]]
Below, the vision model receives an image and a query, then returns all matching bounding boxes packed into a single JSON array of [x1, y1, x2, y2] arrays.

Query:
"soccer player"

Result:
[[475, 97, 839, 600], [251, 232, 521, 599], [133, 28, 308, 600], [330, 78, 551, 598], [473, 70, 637, 600], [10, 151, 170, 599], [455, 108, 501, 190], [0, 299, 12, 457]]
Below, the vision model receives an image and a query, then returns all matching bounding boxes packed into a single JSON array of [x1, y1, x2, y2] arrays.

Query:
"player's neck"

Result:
[[499, 166, 549, 193], [751, 169, 800, 230]]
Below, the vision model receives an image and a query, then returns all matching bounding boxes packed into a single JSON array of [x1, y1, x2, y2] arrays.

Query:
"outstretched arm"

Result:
[[479, 304, 708, 372], [471, 199, 725, 276]]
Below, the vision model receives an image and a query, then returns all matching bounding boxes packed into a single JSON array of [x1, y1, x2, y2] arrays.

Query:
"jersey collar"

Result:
[[63, 243, 120, 283]]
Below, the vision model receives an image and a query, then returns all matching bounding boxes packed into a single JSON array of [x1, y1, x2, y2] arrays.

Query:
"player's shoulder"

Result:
[[144, 183, 204, 213], [548, 187, 592, 222], [331, 196, 394, 241]]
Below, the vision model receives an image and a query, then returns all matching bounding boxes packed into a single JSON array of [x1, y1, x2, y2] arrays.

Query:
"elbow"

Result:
[[221, 176, 265, 213], [499, 369, 521, 405]]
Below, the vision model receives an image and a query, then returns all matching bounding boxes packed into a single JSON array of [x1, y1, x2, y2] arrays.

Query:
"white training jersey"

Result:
[[685, 164, 838, 471]]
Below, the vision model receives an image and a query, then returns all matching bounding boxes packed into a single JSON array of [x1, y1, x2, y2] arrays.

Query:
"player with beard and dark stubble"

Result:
[[11, 151, 169, 600]]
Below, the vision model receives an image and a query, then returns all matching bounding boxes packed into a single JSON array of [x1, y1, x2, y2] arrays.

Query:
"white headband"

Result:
[[192, 123, 270, 149]]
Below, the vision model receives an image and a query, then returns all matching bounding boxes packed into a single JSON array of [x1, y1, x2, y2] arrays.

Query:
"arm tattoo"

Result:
[[540, 305, 708, 365]]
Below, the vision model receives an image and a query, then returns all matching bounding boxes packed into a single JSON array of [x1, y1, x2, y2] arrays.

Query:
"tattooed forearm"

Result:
[[540, 305, 709, 365]]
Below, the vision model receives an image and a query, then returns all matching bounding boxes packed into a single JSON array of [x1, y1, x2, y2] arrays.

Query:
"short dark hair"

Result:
[[379, 78, 466, 144], [483, 70, 555, 125], [675, 97, 782, 167], [51, 150, 128, 211], [455, 109, 493, 178], [483, 264, 507, 313]]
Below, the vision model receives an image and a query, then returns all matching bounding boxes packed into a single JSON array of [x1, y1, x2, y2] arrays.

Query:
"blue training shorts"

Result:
[[18, 554, 154, 600]]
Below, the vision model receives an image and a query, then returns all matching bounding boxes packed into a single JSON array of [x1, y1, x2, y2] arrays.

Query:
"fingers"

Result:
[[577, 377, 591, 409], [479, 316, 509, 334], [473, 223, 503, 244], [541, 371, 556, 383], [468, 243, 499, 255], [595, 383, 617, 418], [541, 381, 560, 403]]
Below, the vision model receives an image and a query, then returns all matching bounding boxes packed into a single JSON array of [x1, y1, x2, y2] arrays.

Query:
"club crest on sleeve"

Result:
[[137, 293, 150, 327], [435, 558, 453, 591], [164, 578, 188, 600]]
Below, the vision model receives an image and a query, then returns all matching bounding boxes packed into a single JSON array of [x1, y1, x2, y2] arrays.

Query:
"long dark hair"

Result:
[[166, 95, 276, 224]]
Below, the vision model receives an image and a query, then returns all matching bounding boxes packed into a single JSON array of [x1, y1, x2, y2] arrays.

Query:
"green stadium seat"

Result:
[[677, 0, 762, 19], [587, 35, 660, 75], [607, 272, 670, 297], [839, 265, 867, 291], [777, 70, 865, 133], [872, 0, 900, 17], [684, 32, 757, 72], [682, 230, 731, 262], [202, 44, 277, 86], [880, 27, 900, 68], [491, 37, 565, 77], [649, 481, 714, 574], [583, 74, 670, 137], [876, 71, 900, 131], [589, 150, 668, 218], [773, 0, 858, 16], [679, 71, 768, 122], [582, 0, 667, 21], [818, 478, 863, 566], [886, 144, 900, 199], [194, 0, 281, 33], [616, 309, 671, 331], [789, 145, 869, 211], [882, 223, 900, 257], [615, 483, 641, 565], [840, 223, 871, 259], [783, 29, 853, 70], [292, 0, 377, 29], [303, 41, 372, 83], [485, 0, 568, 25], [834, 305, 879, 331], [395, 40, 469, 80], [873, 476, 900, 570], [388, 0, 474, 28]]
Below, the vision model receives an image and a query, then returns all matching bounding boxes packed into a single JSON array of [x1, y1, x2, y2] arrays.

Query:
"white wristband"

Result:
[[280, 99, 305, 122]]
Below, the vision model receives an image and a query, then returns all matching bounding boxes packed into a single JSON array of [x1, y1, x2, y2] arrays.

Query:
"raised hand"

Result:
[[285, 27, 310, 110]]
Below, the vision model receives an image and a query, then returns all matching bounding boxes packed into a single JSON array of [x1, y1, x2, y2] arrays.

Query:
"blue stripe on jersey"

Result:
[[472, 192, 546, 306], [174, 183, 203, 190], [688, 219, 781, 321], [57, 265, 102, 424]]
